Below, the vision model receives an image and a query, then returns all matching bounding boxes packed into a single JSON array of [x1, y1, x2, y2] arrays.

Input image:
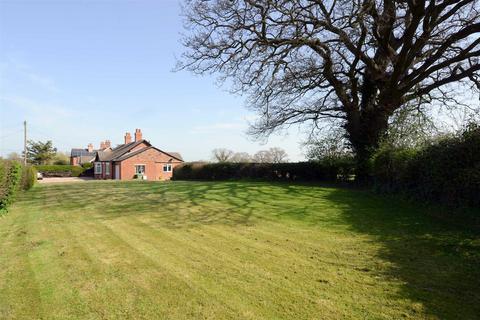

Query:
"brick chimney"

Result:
[[87, 143, 93, 153], [124, 132, 132, 144], [134, 128, 142, 142], [100, 141, 106, 149], [105, 140, 111, 148]]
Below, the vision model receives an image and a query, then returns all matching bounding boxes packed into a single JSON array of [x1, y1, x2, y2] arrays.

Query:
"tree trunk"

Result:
[[345, 107, 389, 184]]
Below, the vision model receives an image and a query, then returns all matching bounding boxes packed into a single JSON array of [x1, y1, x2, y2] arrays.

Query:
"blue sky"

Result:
[[0, 0, 306, 161]]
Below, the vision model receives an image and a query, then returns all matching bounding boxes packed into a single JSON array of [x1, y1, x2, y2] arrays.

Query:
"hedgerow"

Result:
[[373, 123, 480, 208], [173, 159, 355, 182], [35, 165, 84, 177], [81, 163, 93, 170], [0, 160, 35, 214], [21, 165, 37, 191]]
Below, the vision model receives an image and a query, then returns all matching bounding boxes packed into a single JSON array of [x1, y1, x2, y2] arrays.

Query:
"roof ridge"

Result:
[[96, 140, 150, 162], [112, 145, 151, 161]]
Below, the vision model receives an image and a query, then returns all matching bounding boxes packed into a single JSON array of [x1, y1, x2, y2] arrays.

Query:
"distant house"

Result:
[[70, 143, 99, 166], [70, 129, 183, 180]]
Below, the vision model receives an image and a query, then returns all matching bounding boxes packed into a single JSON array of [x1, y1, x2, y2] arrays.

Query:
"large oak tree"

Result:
[[179, 0, 480, 180]]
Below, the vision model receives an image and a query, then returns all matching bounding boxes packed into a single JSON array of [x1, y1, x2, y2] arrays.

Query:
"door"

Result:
[[115, 165, 120, 180]]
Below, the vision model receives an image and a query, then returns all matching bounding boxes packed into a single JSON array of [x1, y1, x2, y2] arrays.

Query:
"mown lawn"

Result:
[[0, 181, 479, 319]]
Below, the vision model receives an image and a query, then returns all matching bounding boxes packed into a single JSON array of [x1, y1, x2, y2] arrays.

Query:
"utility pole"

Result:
[[23, 120, 27, 166]]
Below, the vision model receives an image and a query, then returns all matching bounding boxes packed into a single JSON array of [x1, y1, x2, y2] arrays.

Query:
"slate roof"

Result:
[[80, 139, 183, 163], [111, 146, 184, 162], [79, 155, 95, 163], [96, 140, 148, 161], [70, 148, 96, 157], [167, 152, 183, 161]]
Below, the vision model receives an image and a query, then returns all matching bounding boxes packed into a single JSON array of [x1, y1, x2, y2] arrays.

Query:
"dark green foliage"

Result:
[[373, 124, 480, 208], [35, 165, 84, 177], [80, 163, 94, 177], [0, 161, 22, 214], [173, 160, 355, 182], [20, 166, 37, 191], [81, 163, 93, 170], [371, 147, 418, 193], [26, 140, 57, 165]]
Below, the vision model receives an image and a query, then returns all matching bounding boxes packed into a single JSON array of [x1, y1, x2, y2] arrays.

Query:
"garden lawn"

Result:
[[0, 181, 479, 319]]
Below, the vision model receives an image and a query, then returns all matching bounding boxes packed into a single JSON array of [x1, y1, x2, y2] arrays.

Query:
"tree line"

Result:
[[178, 0, 480, 182], [211, 147, 288, 163], [2, 140, 69, 165]]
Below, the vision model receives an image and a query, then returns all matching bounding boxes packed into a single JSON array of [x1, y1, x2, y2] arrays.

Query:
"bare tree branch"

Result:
[[179, 0, 480, 178]]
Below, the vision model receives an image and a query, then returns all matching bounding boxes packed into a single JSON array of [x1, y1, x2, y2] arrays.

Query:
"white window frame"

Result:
[[95, 162, 102, 174], [105, 163, 110, 175], [135, 164, 146, 174], [163, 164, 172, 172]]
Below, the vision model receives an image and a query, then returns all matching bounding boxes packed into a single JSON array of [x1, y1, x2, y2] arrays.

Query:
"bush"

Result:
[[21, 165, 37, 191], [53, 159, 69, 165], [0, 160, 22, 214], [373, 124, 480, 208], [0, 160, 37, 214], [82, 163, 93, 170], [80, 163, 94, 177], [173, 159, 355, 182], [372, 147, 418, 193], [35, 165, 84, 177]]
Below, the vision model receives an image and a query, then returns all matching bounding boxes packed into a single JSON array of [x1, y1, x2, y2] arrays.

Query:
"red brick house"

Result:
[[71, 129, 183, 180]]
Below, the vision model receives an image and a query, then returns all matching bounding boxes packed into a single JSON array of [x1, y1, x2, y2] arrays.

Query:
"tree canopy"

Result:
[[179, 0, 480, 179], [26, 140, 57, 165], [211, 147, 289, 163]]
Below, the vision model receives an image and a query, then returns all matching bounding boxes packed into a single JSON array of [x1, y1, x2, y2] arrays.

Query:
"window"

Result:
[[135, 165, 145, 174], [163, 164, 172, 172], [95, 163, 102, 174], [105, 163, 110, 175]]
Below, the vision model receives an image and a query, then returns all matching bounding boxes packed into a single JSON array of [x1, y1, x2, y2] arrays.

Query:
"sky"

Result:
[[0, 0, 307, 161]]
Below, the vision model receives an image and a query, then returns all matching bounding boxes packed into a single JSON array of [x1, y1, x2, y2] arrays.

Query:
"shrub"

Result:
[[82, 163, 93, 170], [0, 161, 22, 214], [35, 165, 84, 177], [80, 163, 94, 177], [0, 161, 36, 214], [372, 147, 418, 193], [21, 165, 37, 191], [372, 124, 480, 208], [173, 160, 355, 182]]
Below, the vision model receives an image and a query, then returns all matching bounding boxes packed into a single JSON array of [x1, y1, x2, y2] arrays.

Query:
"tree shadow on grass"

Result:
[[97, 181, 262, 228], [18, 180, 480, 319], [321, 187, 480, 320]]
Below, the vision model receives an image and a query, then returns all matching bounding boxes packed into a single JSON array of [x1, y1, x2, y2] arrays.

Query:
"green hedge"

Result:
[[373, 124, 480, 208], [173, 159, 355, 182], [82, 163, 93, 169], [35, 165, 84, 177], [0, 160, 36, 214], [21, 165, 37, 191]]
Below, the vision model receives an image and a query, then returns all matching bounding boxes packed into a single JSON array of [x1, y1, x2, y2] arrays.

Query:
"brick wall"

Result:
[[94, 162, 112, 179], [119, 148, 182, 180]]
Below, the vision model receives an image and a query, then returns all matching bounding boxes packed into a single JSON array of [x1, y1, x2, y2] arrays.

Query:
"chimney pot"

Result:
[[105, 140, 111, 148], [124, 132, 132, 144], [100, 141, 106, 149], [87, 143, 93, 153], [134, 129, 143, 142]]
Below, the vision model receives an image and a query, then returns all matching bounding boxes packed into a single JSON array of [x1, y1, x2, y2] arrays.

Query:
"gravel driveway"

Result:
[[38, 177, 94, 184]]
